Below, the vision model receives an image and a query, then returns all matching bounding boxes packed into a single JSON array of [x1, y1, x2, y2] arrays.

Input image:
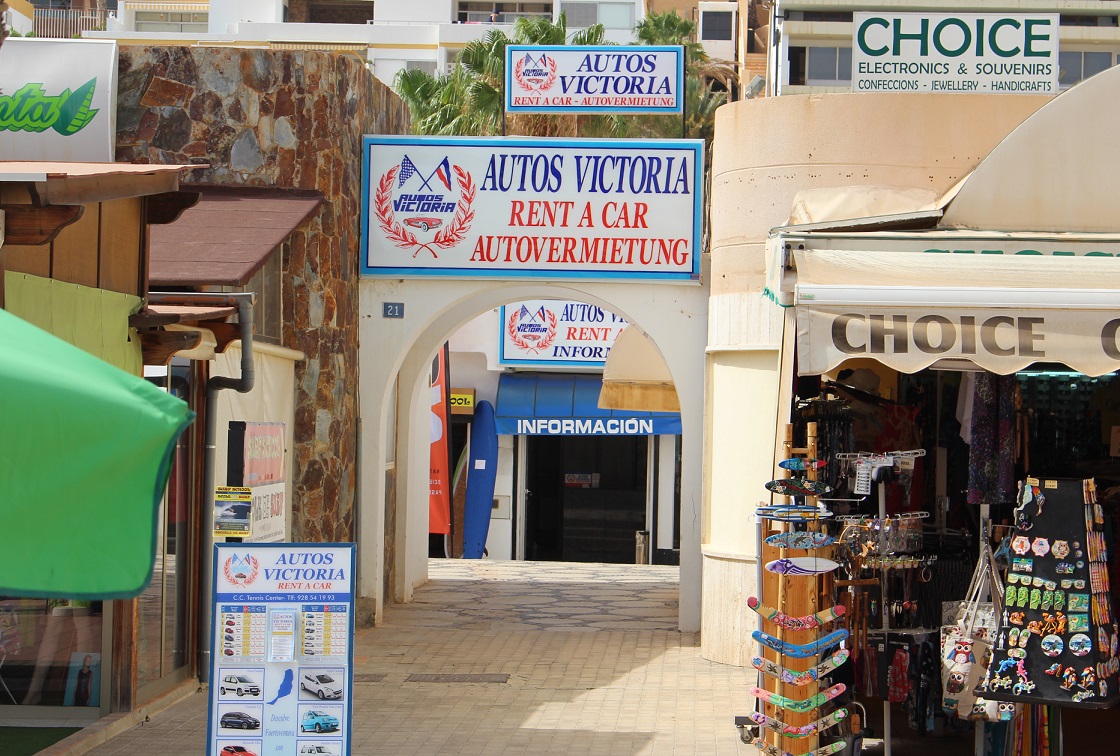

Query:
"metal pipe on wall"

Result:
[[148, 291, 257, 684]]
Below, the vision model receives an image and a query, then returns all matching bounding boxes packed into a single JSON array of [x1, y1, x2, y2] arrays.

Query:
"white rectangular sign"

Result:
[[208, 543, 355, 756], [505, 45, 684, 114], [0, 38, 118, 161], [499, 300, 628, 366], [852, 12, 1058, 94], [361, 136, 703, 281]]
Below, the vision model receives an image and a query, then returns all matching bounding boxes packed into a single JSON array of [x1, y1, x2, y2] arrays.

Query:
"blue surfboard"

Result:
[[463, 400, 498, 559]]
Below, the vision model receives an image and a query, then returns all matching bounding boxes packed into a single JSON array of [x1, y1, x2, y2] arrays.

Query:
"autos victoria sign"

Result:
[[360, 136, 703, 281], [208, 544, 355, 755], [505, 45, 683, 114], [852, 12, 1058, 94], [500, 300, 628, 367]]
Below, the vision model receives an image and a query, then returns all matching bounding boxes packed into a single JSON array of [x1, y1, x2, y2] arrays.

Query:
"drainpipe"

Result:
[[148, 291, 256, 684]]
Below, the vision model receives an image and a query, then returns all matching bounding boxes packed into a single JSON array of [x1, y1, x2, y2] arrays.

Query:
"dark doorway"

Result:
[[524, 435, 648, 563]]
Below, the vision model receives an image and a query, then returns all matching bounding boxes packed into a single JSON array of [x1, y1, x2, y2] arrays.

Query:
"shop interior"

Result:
[[746, 360, 1120, 756]]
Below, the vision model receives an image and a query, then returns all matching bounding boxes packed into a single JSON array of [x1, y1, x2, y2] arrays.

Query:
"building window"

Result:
[[134, 11, 207, 34], [1058, 50, 1114, 88], [457, 3, 552, 24], [406, 60, 438, 76], [560, 2, 633, 30], [804, 46, 851, 85], [701, 11, 733, 42]]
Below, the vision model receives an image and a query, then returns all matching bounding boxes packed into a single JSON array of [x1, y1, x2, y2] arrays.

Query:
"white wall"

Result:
[[374, 0, 455, 24], [208, 0, 285, 34]]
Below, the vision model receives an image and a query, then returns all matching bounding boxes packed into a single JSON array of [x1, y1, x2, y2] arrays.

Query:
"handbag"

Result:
[[940, 541, 1007, 720]]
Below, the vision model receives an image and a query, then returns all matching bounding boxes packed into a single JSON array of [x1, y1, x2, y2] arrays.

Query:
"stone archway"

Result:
[[357, 277, 708, 631]]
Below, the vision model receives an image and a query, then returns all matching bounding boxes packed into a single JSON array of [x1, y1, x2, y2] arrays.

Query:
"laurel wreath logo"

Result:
[[513, 55, 558, 92], [507, 309, 558, 354], [223, 556, 260, 586], [374, 165, 476, 258]]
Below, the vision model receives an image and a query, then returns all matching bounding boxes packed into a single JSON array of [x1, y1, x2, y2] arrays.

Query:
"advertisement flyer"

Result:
[[207, 544, 355, 756]]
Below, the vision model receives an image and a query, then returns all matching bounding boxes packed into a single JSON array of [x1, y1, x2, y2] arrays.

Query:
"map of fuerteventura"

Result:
[[0, 79, 100, 135]]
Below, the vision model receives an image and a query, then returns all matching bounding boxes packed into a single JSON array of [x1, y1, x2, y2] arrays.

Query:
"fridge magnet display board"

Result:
[[978, 478, 1119, 709]]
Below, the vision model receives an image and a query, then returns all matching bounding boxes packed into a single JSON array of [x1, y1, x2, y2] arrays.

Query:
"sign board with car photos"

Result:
[[207, 543, 355, 756]]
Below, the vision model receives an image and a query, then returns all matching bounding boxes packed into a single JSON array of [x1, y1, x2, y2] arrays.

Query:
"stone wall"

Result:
[[117, 46, 409, 543]]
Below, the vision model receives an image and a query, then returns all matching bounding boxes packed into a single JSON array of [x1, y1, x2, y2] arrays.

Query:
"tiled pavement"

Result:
[[76, 560, 757, 755]]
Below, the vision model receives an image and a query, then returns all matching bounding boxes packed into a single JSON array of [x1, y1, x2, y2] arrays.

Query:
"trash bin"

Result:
[[635, 531, 650, 564]]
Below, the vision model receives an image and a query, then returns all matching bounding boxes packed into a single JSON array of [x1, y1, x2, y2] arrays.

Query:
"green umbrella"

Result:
[[0, 307, 195, 598]]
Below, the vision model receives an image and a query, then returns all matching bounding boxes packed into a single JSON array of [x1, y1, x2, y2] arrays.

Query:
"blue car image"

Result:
[[300, 709, 340, 733]]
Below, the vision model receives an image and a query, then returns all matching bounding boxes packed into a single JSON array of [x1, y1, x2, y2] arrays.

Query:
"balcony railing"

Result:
[[33, 8, 110, 39]]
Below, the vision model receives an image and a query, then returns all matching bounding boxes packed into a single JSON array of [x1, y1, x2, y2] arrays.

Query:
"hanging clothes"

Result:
[[968, 372, 1017, 506]]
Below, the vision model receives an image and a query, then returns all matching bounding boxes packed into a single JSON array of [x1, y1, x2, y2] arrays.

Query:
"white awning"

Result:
[[792, 248, 1120, 377], [599, 326, 680, 413]]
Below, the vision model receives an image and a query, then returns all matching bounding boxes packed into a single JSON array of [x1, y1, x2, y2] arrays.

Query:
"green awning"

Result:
[[0, 308, 195, 598]]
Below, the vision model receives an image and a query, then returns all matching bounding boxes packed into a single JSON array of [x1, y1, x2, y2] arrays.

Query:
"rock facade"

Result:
[[118, 46, 409, 543]]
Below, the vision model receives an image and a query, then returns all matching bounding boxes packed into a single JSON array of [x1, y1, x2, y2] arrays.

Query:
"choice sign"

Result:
[[852, 12, 1058, 94], [360, 136, 703, 281], [499, 300, 628, 367], [505, 45, 683, 114]]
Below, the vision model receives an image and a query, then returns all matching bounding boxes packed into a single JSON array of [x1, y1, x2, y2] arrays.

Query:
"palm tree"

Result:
[[393, 12, 624, 138]]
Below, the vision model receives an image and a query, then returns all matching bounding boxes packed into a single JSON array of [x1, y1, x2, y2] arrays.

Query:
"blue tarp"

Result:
[[494, 373, 682, 436]]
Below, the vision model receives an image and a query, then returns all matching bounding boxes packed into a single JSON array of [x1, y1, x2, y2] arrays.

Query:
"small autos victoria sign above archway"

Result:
[[359, 136, 704, 282]]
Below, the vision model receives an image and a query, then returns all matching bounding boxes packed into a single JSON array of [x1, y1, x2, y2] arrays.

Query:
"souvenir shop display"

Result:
[[940, 538, 1008, 722], [735, 422, 849, 756], [977, 478, 1120, 709]]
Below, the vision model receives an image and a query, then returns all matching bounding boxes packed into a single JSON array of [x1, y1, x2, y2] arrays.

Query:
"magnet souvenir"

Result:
[[1070, 614, 1090, 632], [1012, 557, 1033, 573], [1032, 538, 1051, 557], [1012, 536, 1032, 556], [1041, 635, 1064, 657], [1017, 586, 1030, 608], [1056, 562, 1075, 574], [1069, 593, 1090, 612], [1070, 633, 1092, 656], [1052, 540, 1070, 559], [1009, 611, 1025, 626]]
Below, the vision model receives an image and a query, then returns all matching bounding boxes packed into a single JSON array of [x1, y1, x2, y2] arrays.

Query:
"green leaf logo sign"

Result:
[[0, 79, 100, 136]]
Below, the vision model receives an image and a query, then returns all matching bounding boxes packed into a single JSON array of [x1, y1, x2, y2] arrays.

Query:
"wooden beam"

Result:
[[209, 322, 243, 353], [0, 204, 83, 245], [141, 329, 203, 366], [146, 190, 201, 225]]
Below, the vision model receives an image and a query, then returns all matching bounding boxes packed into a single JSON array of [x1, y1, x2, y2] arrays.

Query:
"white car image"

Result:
[[301, 672, 343, 699], [299, 745, 339, 755], [219, 674, 260, 697]]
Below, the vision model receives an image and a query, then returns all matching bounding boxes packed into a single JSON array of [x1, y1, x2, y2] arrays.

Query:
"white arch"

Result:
[[357, 276, 708, 630]]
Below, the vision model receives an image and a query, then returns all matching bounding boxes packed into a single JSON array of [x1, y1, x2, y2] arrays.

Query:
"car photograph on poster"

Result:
[[219, 711, 261, 730], [219, 672, 262, 698], [298, 744, 341, 755], [300, 670, 344, 700], [300, 709, 340, 733], [219, 745, 259, 756]]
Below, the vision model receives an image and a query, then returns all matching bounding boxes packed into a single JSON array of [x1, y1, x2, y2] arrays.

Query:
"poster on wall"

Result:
[[504, 45, 684, 114], [429, 344, 452, 535], [499, 300, 628, 367], [0, 38, 118, 161], [229, 422, 288, 543], [852, 12, 1059, 94], [360, 136, 704, 282], [207, 543, 355, 756]]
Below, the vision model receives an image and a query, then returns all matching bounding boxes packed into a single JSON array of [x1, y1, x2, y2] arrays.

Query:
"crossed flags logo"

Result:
[[398, 155, 452, 191]]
